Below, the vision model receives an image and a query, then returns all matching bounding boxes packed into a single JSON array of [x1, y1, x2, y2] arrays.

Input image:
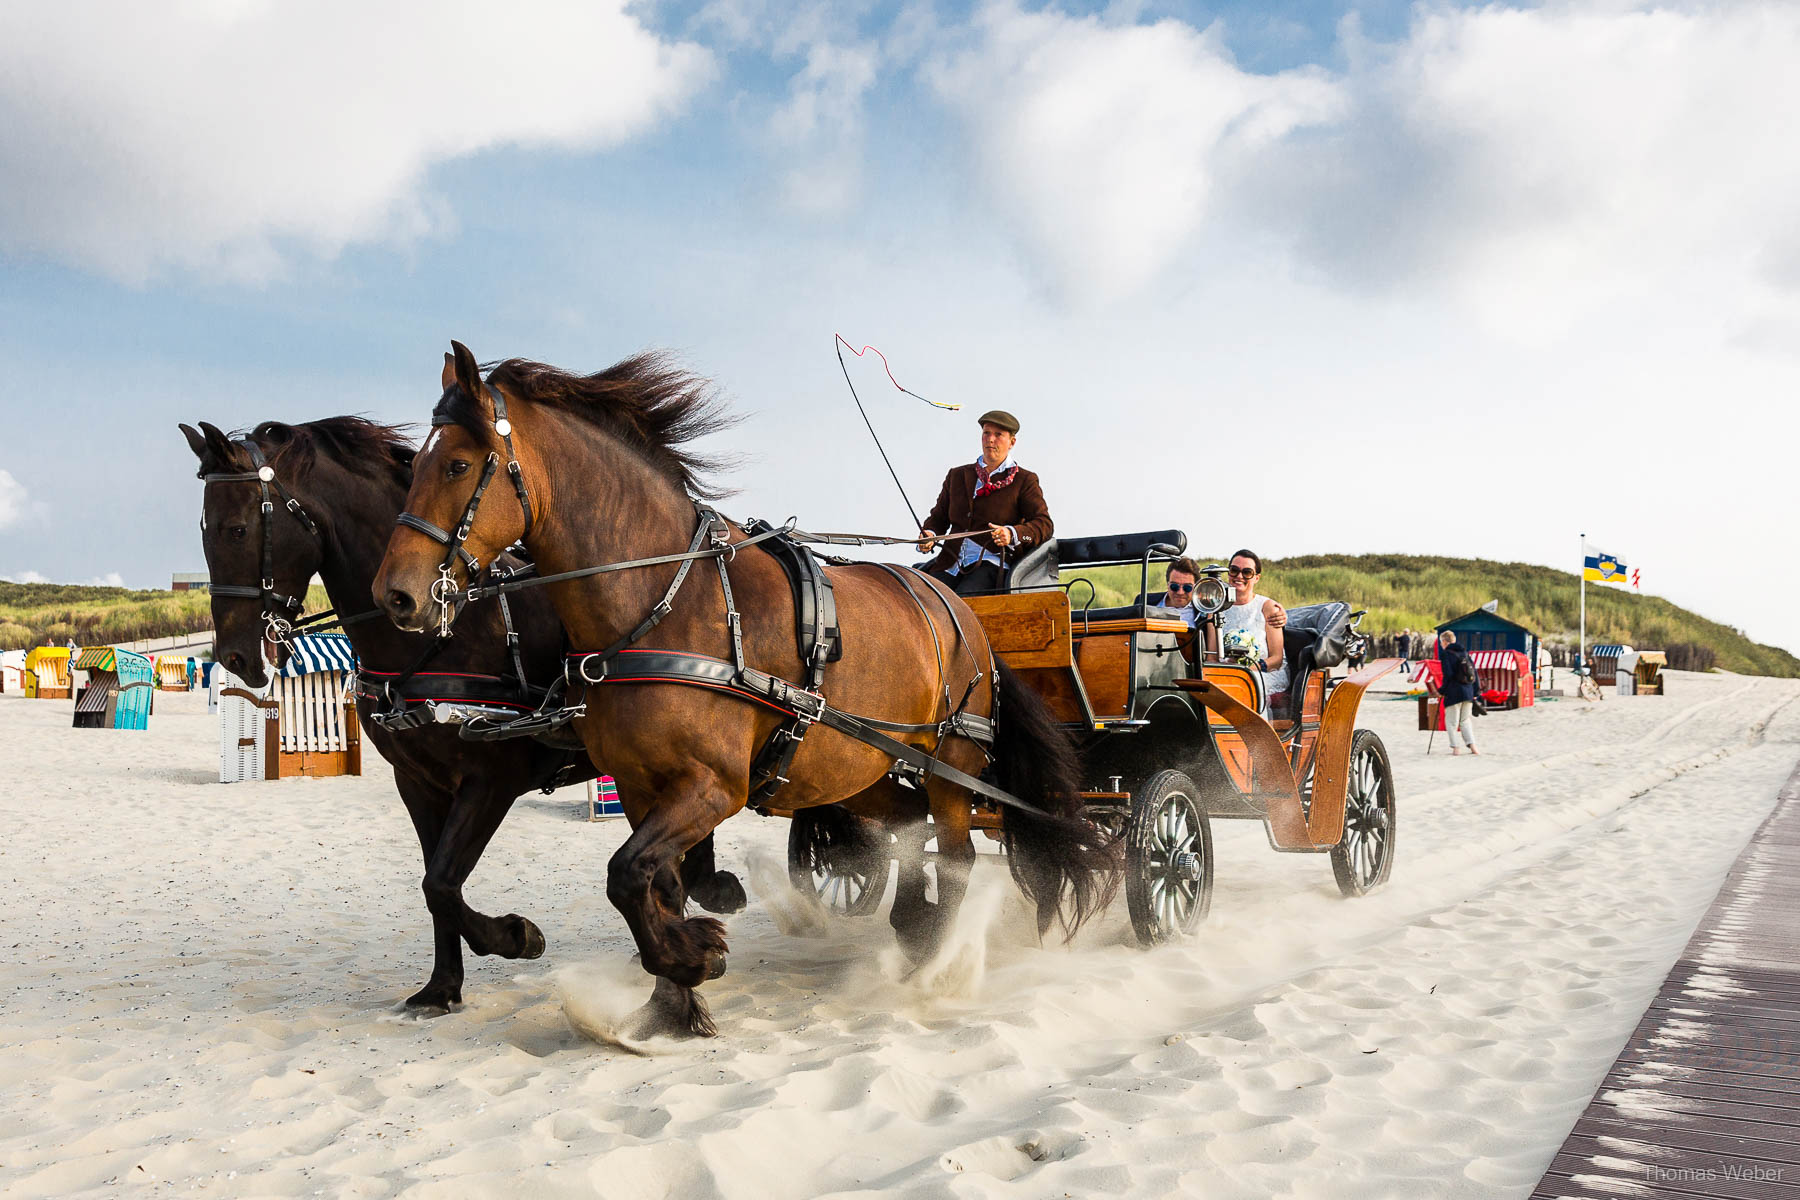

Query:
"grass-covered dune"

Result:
[[1062, 553, 1799, 678], [6, 559, 1795, 678], [0, 582, 218, 651]]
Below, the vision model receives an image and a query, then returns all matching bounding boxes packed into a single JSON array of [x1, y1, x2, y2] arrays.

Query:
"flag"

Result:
[[1631, 567, 1641, 591], [1583, 549, 1628, 584]]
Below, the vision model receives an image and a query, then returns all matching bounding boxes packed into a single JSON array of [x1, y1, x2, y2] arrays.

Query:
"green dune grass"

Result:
[[1061, 553, 1797, 678]]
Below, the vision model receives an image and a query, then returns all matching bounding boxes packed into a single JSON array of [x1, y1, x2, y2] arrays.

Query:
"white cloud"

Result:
[[0, 2, 714, 284], [770, 40, 881, 215], [85, 572, 127, 588], [1254, 1, 1800, 340], [0, 469, 26, 529], [925, 1, 1800, 338], [0, 569, 49, 585], [925, 3, 1343, 304]]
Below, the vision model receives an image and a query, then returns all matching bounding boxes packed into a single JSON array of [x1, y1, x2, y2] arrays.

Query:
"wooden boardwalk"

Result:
[[1532, 761, 1800, 1199]]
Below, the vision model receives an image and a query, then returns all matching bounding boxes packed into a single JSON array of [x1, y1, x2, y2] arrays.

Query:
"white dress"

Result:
[[1218, 593, 1291, 700]]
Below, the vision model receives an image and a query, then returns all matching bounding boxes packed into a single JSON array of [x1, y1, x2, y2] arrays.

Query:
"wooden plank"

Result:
[[964, 592, 1072, 670], [1535, 762, 1800, 1198], [1554, 1128, 1800, 1168], [1072, 617, 1189, 636], [1075, 633, 1131, 719]]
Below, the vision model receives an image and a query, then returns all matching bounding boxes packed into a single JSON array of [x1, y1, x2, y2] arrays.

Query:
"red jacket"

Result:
[[923, 462, 1054, 575]]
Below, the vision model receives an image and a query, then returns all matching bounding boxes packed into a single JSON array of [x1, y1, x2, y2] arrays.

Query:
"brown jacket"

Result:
[[922, 462, 1054, 574]]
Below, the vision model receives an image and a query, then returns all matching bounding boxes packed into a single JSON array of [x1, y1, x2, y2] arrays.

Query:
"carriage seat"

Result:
[[1007, 529, 1188, 593], [1265, 601, 1353, 722]]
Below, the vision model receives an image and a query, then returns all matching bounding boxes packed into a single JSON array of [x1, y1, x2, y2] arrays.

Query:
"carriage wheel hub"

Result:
[[1173, 851, 1202, 882]]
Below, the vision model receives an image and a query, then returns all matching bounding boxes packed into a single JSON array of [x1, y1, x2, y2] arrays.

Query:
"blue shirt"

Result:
[[952, 454, 1016, 575]]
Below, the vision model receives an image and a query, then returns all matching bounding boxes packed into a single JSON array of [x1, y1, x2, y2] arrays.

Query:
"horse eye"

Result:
[[229, 525, 248, 541], [447, 459, 470, 478]]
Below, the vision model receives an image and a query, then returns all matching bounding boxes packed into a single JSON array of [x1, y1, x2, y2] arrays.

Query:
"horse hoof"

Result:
[[516, 917, 546, 960], [706, 954, 728, 981], [690, 871, 748, 915], [405, 984, 462, 1013]]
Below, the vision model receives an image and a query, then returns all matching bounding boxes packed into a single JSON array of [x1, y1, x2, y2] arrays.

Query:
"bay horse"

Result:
[[372, 343, 1118, 1036], [182, 417, 746, 1013]]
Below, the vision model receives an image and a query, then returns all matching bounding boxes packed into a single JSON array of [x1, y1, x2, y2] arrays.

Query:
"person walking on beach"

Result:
[[1398, 628, 1412, 672], [1436, 631, 1480, 755]]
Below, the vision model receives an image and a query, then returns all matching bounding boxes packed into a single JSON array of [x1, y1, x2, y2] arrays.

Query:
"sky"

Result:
[[1, 0, 1796, 654]]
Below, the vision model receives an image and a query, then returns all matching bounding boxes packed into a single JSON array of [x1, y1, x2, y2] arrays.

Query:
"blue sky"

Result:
[[2, 1, 1798, 655]]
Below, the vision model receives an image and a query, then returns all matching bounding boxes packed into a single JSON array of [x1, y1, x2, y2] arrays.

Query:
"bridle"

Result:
[[396, 382, 536, 638], [201, 438, 325, 649]]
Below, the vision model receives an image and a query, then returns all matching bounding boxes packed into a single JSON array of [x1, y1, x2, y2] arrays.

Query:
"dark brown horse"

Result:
[[183, 416, 745, 1012], [372, 344, 1117, 1036]]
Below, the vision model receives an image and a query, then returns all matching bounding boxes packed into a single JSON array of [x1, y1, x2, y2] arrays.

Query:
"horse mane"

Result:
[[437, 352, 739, 500], [245, 416, 416, 492]]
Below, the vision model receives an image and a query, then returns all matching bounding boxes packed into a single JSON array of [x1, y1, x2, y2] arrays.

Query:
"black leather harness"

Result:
[[400, 381, 1036, 814], [205, 434, 566, 755]]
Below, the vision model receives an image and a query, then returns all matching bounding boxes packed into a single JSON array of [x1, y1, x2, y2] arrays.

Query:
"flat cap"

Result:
[[977, 409, 1020, 434]]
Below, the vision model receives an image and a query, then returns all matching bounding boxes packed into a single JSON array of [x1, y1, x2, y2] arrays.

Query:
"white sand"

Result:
[[2, 670, 1796, 1198]]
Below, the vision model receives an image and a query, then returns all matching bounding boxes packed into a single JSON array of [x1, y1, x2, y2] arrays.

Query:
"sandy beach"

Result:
[[2, 670, 1796, 1198]]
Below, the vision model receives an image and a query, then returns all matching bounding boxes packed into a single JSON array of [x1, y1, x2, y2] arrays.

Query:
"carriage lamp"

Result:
[[1194, 569, 1230, 616]]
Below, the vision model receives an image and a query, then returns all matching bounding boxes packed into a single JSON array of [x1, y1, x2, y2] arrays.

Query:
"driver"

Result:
[[919, 410, 1053, 595], [1205, 549, 1289, 702]]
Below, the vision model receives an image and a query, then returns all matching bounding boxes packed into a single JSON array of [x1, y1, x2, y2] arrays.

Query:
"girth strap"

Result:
[[568, 648, 1024, 813]]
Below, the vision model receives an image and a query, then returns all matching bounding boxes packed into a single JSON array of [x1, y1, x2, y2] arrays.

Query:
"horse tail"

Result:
[[993, 659, 1123, 939]]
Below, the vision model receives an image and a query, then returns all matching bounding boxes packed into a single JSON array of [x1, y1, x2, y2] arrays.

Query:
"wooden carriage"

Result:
[[23, 646, 73, 700], [214, 635, 362, 782], [71, 646, 155, 730], [791, 531, 1399, 945]]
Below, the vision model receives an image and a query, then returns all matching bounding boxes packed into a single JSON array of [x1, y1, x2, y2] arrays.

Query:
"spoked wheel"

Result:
[[787, 806, 893, 917], [1124, 770, 1214, 946], [1331, 730, 1397, 897]]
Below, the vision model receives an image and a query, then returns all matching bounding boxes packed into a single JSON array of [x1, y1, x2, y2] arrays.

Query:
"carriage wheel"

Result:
[[1124, 770, 1214, 946], [1331, 730, 1397, 897], [787, 806, 892, 917]]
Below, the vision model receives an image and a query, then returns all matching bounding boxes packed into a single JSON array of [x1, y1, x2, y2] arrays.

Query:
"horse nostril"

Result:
[[387, 589, 416, 618], [225, 652, 246, 675]]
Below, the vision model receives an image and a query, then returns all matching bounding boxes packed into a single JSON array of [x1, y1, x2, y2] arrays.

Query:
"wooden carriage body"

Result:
[[966, 532, 1397, 855], [71, 646, 155, 730], [24, 646, 73, 700]]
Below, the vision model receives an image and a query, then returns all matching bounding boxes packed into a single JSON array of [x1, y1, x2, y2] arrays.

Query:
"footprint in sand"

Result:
[[939, 1134, 1048, 1181]]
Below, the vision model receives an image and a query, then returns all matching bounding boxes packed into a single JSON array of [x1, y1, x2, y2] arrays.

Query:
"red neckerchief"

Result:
[[974, 460, 1017, 498]]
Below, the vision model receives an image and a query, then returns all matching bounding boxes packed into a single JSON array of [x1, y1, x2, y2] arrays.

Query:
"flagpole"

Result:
[[1579, 532, 1587, 672]]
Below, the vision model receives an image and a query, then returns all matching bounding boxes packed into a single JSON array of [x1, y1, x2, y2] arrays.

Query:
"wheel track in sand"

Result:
[[1166, 681, 1800, 1029]]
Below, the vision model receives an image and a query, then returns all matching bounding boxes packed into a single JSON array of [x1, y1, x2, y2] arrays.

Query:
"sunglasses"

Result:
[[1227, 566, 1258, 578], [1167, 582, 1195, 594]]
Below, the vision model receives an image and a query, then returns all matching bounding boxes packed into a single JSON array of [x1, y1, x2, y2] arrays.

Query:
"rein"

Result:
[[398, 379, 1047, 816]]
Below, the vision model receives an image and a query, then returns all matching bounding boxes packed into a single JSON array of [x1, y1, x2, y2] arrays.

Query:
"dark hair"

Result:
[[1167, 557, 1200, 580], [1229, 548, 1262, 573]]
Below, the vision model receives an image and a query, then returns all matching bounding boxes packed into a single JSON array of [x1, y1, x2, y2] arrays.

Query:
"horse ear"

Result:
[[441, 352, 456, 391], [450, 341, 482, 404], [197, 421, 240, 466], [180, 423, 209, 461]]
